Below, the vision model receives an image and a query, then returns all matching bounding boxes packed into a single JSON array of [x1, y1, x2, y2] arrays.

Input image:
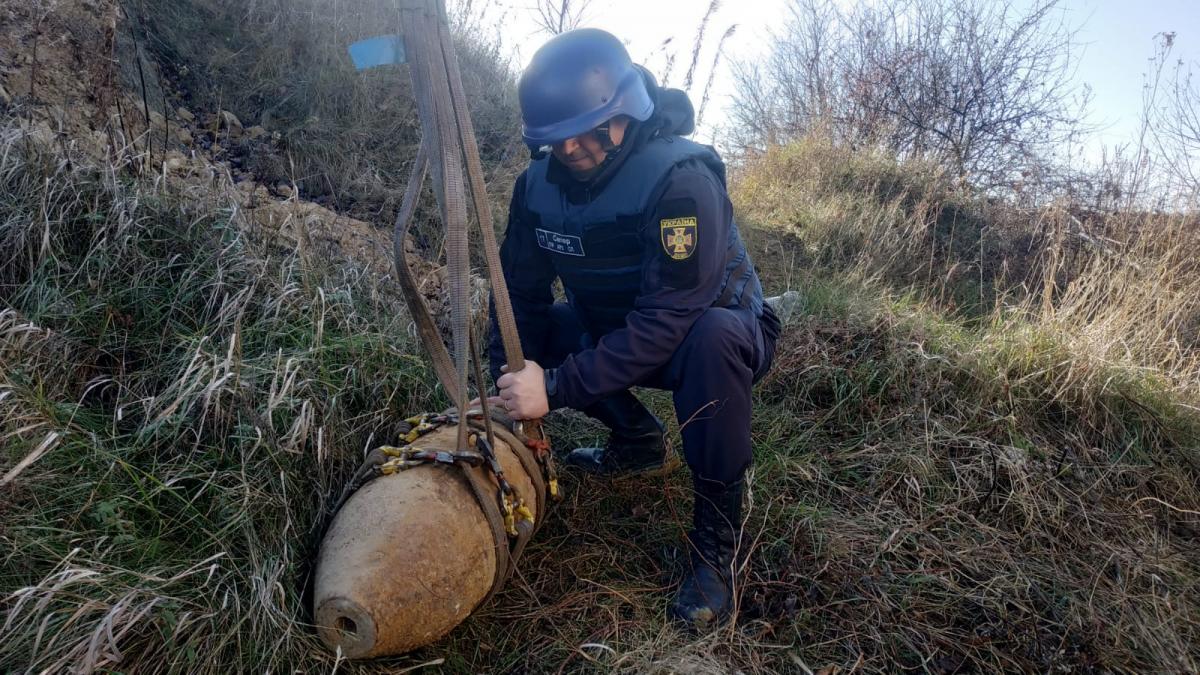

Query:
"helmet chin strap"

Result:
[[577, 121, 624, 180], [593, 122, 616, 151]]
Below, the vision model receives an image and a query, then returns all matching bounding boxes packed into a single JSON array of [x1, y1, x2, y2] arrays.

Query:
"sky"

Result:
[[1063, 0, 1199, 154], [477, 0, 1200, 160]]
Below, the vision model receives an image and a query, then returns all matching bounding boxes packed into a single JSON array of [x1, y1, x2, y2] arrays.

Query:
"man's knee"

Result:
[[683, 308, 750, 358]]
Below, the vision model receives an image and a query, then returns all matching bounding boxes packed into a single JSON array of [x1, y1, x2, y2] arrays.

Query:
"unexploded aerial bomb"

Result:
[[313, 417, 546, 658]]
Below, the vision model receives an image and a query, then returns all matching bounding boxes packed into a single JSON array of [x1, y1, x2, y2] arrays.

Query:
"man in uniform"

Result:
[[486, 28, 780, 628]]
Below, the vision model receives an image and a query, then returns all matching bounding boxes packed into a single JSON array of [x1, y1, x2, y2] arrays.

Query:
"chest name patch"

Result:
[[535, 228, 586, 257], [660, 217, 698, 260]]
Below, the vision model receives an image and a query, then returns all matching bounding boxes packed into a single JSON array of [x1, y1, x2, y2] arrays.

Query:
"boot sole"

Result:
[[567, 451, 683, 480], [610, 452, 683, 480], [668, 605, 731, 632]]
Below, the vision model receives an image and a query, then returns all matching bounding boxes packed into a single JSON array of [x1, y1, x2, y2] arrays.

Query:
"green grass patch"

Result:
[[2, 123, 1199, 673]]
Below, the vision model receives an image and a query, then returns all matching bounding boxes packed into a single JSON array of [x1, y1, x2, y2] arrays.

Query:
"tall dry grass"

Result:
[[0, 119, 439, 672], [1031, 208, 1200, 396], [2, 113, 1198, 672], [733, 136, 1200, 398]]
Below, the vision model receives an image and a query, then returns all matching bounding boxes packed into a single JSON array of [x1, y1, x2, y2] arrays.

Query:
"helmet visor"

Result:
[[522, 69, 654, 149]]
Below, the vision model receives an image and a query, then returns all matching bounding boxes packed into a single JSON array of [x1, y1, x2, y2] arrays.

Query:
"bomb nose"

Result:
[[316, 596, 378, 658], [335, 616, 357, 637]]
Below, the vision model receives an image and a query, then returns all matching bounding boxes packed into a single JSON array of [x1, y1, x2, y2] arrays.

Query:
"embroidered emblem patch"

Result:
[[535, 228, 586, 257], [660, 217, 698, 260]]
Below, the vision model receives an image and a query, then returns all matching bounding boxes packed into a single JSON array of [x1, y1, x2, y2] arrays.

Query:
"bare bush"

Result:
[[731, 0, 1087, 190], [1072, 33, 1200, 210], [1150, 33, 1200, 203], [644, 0, 737, 129], [529, 0, 593, 35]]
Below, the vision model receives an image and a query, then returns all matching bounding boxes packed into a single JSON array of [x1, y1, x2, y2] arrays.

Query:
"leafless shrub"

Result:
[[731, 0, 1088, 191], [1149, 33, 1200, 203], [529, 0, 592, 35], [1052, 32, 1199, 211], [647, 0, 734, 129]]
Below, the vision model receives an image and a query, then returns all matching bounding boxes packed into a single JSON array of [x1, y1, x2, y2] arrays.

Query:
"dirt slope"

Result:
[[0, 0, 451, 294]]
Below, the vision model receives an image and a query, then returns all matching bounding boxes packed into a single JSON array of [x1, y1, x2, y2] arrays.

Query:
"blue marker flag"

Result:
[[348, 35, 407, 71]]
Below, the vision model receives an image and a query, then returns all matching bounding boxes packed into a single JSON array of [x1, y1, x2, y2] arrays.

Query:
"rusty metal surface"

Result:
[[313, 424, 539, 658]]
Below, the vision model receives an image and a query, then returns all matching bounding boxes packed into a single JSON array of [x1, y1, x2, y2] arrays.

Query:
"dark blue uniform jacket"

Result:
[[488, 78, 765, 410]]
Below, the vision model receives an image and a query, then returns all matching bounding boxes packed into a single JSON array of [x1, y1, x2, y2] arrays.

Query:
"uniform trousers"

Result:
[[538, 303, 779, 484]]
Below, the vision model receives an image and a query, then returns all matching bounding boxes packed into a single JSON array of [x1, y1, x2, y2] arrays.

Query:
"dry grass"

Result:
[[3, 119, 1197, 673], [1029, 208, 1200, 395], [411, 279, 1199, 673], [734, 137, 1200, 391], [0, 121, 440, 673], [3, 3, 1200, 668], [120, 0, 525, 244]]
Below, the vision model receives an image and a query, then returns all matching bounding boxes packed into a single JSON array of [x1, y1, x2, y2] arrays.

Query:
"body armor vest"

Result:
[[524, 136, 763, 337]]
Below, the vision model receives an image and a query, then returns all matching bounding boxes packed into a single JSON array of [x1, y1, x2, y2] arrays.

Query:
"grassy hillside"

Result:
[[3, 113, 1198, 672], [736, 138, 1200, 394], [2, 1, 1199, 672], [0, 123, 444, 671]]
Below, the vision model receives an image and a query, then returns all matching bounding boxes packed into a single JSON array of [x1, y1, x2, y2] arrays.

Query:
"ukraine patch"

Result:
[[660, 217, 698, 260]]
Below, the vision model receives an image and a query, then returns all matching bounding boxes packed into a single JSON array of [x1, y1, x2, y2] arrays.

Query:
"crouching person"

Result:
[[486, 28, 780, 628]]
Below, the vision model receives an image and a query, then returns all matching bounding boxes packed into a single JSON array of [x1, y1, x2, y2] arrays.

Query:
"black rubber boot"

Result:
[[564, 390, 670, 476], [669, 477, 744, 629]]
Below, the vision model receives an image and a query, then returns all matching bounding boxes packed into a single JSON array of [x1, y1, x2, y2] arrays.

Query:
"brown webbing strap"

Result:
[[454, 411, 541, 607], [389, 0, 553, 605], [465, 414, 547, 532], [391, 135, 512, 605], [475, 416, 542, 587], [400, 1, 470, 453], [436, 15, 525, 372], [396, 0, 543, 439], [469, 319, 500, 458], [507, 522, 535, 592], [437, 5, 551, 451], [460, 464, 509, 603], [393, 143, 461, 401]]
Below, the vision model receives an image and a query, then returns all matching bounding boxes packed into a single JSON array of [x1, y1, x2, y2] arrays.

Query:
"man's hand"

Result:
[[490, 361, 549, 420]]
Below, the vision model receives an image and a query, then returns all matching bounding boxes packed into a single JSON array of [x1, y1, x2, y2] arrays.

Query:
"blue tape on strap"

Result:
[[348, 35, 407, 70]]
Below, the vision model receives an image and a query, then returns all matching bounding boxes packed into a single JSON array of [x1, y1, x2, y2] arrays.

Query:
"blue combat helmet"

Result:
[[518, 28, 655, 150]]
